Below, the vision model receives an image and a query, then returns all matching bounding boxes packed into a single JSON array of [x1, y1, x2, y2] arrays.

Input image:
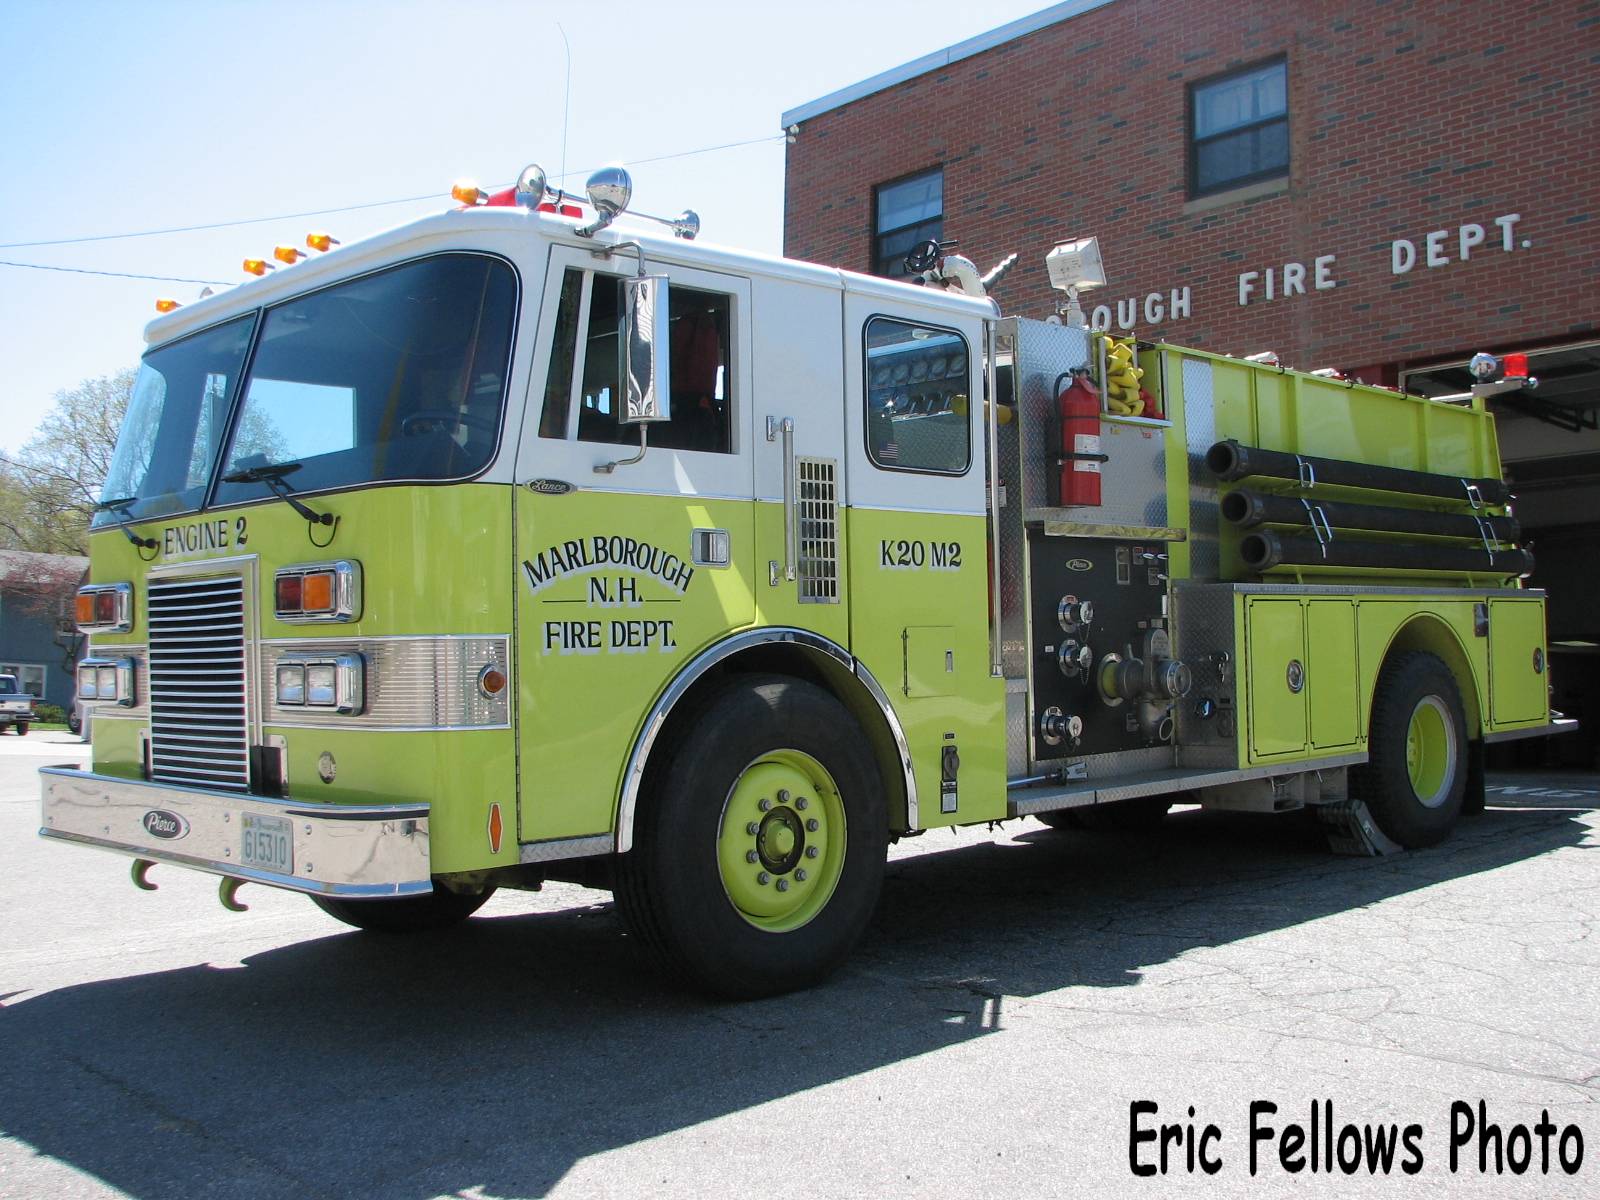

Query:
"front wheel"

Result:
[[311, 885, 495, 933], [14, 723, 26, 737], [615, 675, 888, 998], [1351, 652, 1468, 848]]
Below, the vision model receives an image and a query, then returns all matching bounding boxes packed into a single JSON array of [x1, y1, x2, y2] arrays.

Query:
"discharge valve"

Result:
[[1097, 628, 1193, 742]]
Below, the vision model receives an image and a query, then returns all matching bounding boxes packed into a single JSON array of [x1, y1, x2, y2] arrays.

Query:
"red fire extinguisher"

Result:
[[1054, 369, 1106, 506]]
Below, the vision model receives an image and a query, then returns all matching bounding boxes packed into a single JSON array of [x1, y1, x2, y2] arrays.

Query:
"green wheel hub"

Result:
[[1405, 695, 1455, 809], [717, 750, 847, 932]]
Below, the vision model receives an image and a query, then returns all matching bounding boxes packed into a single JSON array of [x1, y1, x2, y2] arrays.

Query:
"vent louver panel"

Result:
[[797, 457, 839, 604], [147, 576, 249, 791]]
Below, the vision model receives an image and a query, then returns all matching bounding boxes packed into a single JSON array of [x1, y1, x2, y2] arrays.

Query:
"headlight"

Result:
[[78, 657, 136, 706], [274, 653, 364, 715]]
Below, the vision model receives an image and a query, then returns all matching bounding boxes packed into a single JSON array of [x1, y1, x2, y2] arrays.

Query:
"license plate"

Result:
[[241, 812, 293, 874]]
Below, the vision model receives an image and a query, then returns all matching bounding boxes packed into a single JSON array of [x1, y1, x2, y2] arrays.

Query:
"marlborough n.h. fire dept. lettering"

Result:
[[522, 534, 694, 596]]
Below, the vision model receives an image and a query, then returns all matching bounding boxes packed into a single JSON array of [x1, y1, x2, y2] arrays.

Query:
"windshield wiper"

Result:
[[221, 463, 336, 529], [93, 496, 158, 550]]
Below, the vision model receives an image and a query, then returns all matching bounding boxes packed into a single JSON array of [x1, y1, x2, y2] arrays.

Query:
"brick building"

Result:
[[782, 0, 1599, 760]]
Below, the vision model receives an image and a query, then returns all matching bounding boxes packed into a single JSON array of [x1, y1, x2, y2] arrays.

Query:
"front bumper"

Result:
[[39, 767, 431, 898]]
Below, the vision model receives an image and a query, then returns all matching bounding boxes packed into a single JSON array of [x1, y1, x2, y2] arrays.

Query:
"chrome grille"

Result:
[[147, 576, 249, 791]]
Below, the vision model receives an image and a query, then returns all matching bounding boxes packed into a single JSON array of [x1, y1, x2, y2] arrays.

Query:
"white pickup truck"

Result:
[[0, 673, 35, 735]]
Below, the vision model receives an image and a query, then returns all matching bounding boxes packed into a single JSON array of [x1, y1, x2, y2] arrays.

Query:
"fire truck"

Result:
[[44, 161, 1563, 997]]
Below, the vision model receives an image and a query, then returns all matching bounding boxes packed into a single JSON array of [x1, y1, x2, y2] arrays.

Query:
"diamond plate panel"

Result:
[[1182, 357, 1221, 581], [1172, 582, 1240, 768]]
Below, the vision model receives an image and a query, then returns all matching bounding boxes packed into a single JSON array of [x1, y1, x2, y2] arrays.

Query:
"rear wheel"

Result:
[[14, 723, 26, 737], [1351, 652, 1467, 848], [311, 885, 494, 933], [615, 675, 888, 998]]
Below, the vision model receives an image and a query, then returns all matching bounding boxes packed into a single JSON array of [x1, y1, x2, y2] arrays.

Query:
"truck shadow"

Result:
[[0, 785, 1592, 1199]]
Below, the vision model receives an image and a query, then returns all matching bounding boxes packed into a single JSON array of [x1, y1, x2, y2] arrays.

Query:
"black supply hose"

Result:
[[1206, 440, 1509, 506]]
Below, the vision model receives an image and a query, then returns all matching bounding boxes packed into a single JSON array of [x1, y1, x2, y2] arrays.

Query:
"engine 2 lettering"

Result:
[[880, 539, 962, 570]]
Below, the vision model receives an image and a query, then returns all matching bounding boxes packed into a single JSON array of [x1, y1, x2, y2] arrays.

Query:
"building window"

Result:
[[873, 169, 943, 279], [863, 316, 970, 475], [1189, 59, 1288, 197]]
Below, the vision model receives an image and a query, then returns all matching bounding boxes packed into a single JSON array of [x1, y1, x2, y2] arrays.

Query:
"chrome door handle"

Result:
[[767, 415, 796, 585]]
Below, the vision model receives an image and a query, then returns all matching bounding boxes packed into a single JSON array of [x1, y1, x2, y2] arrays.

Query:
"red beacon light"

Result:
[[1502, 352, 1530, 381]]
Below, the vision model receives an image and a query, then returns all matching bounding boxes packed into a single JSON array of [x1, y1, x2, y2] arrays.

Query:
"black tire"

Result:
[[1351, 652, 1468, 848], [68, 713, 81, 735], [1037, 796, 1172, 831], [615, 675, 888, 999], [311, 884, 495, 933], [14, 723, 26, 737]]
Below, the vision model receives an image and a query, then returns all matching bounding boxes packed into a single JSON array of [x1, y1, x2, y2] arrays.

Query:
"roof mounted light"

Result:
[[514, 163, 549, 208], [576, 164, 632, 237], [306, 231, 341, 252], [273, 245, 306, 265], [243, 258, 274, 276], [451, 180, 487, 206], [155, 298, 179, 313]]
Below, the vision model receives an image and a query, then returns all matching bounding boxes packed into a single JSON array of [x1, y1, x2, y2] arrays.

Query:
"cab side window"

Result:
[[864, 316, 971, 474], [538, 268, 733, 454]]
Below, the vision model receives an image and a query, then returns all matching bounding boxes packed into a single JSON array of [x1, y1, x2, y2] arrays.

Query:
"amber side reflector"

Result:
[[155, 298, 179, 313], [487, 802, 504, 854]]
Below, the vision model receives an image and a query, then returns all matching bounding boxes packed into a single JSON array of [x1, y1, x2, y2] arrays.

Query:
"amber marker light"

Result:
[[300, 571, 336, 614], [273, 245, 305, 264], [477, 664, 507, 698], [243, 258, 275, 276], [451, 180, 486, 206], [306, 232, 340, 252], [155, 298, 180, 313], [74, 592, 96, 626]]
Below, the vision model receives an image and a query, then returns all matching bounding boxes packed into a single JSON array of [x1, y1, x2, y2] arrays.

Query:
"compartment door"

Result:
[[1246, 598, 1308, 759], [1306, 599, 1359, 750], [1489, 599, 1548, 726]]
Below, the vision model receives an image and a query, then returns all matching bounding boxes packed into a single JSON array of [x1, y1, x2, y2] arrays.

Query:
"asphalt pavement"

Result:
[[1, 730, 1595, 1199]]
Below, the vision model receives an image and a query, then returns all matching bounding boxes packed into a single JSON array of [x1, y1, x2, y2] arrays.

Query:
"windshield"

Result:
[[0, 675, 19, 695], [214, 253, 517, 505], [93, 315, 255, 527]]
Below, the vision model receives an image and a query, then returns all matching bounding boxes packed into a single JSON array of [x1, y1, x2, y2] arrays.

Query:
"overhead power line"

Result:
[[0, 133, 787, 252], [0, 259, 230, 285]]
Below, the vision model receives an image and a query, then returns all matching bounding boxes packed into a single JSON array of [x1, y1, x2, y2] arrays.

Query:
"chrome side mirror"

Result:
[[621, 274, 672, 424]]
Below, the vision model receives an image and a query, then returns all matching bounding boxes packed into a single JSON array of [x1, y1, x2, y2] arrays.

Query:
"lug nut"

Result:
[[758, 798, 773, 812], [777, 789, 790, 804], [746, 850, 758, 864], [795, 868, 807, 882], [757, 872, 770, 885], [776, 879, 789, 892], [795, 797, 808, 810], [806, 818, 819, 832], [746, 821, 759, 835], [806, 846, 819, 858]]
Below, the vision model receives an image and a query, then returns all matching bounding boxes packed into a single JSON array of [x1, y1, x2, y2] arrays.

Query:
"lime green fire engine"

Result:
[[43, 162, 1563, 997]]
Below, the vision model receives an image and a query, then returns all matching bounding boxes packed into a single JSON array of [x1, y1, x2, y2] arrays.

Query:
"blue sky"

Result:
[[0, 0, 1051, 454]]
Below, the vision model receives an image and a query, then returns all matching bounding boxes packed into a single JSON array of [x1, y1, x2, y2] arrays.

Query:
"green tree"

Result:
[[0, 369, 134, 555]]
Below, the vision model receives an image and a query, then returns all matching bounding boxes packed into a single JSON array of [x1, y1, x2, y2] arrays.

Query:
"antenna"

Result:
[[557, 23, 572, 184]]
